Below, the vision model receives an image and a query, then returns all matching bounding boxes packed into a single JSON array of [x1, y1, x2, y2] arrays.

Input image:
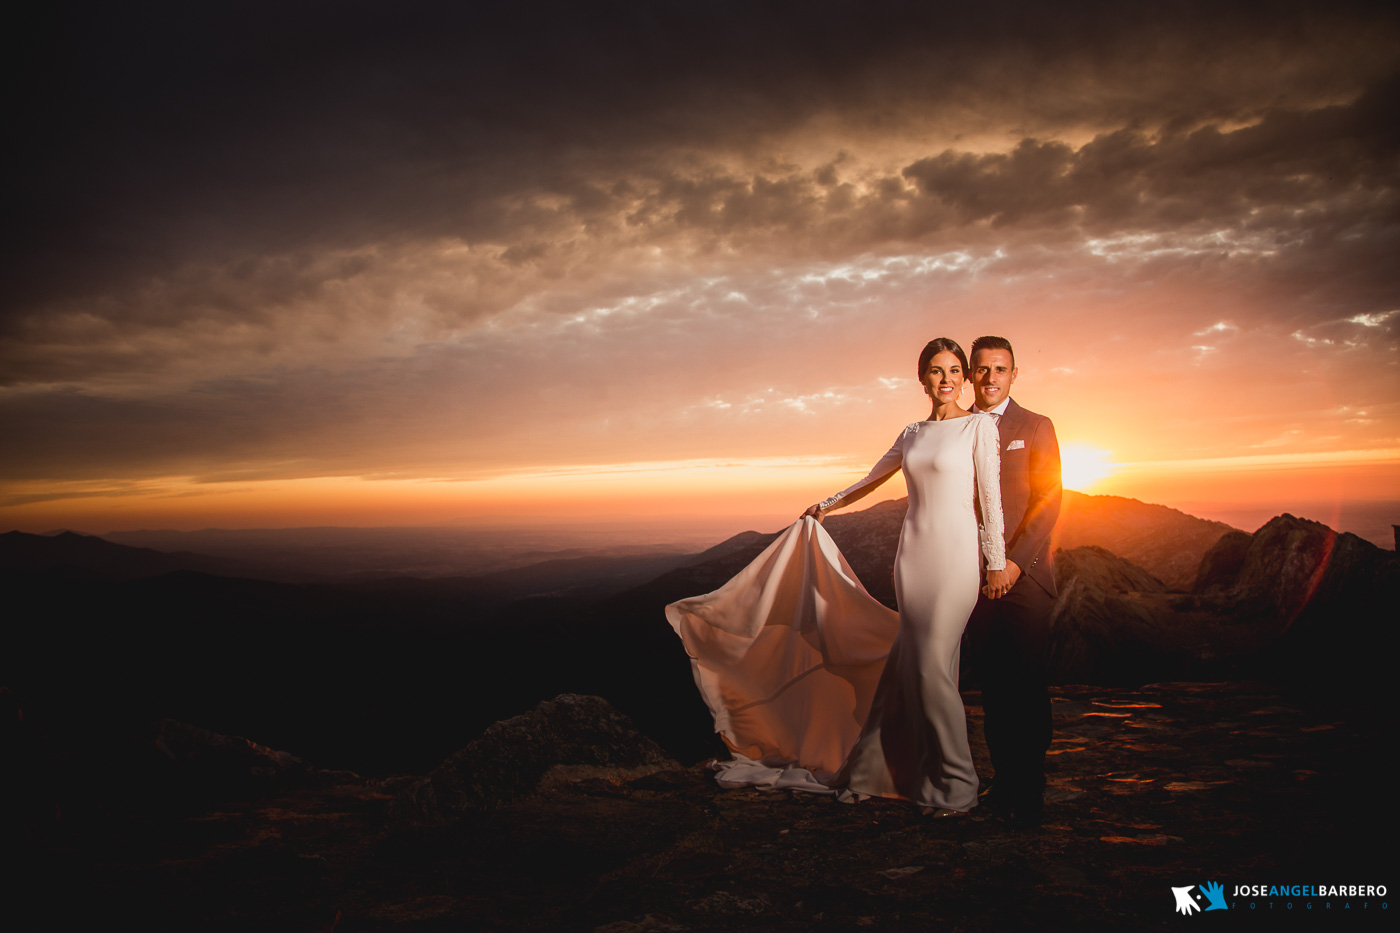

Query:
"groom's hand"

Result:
[[982, 561, 1022, 599]]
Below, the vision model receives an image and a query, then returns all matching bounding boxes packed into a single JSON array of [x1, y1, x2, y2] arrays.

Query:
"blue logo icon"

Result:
[[1200, 881, 1228, 911]]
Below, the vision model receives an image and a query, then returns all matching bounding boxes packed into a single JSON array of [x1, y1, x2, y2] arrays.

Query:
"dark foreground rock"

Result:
[[22, 686, 1391, 931], [147, 718, 335, 791], [392, 694, 678, 825]]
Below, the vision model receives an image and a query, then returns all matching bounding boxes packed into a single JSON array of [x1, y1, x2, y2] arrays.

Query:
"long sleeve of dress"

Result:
[[973, 414, 1006, 571], [817, 426, 909, 513]]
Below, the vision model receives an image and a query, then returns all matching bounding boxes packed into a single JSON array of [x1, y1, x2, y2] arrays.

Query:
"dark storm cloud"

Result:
[[7, 0, 1395, 318], [906, 74, 1398, 228], [585, 81, 1400, 324]]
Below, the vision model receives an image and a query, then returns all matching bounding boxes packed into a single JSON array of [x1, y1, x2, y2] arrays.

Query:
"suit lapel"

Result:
[[996, 398, 1030, 532], [997, 398, 1026, 449]]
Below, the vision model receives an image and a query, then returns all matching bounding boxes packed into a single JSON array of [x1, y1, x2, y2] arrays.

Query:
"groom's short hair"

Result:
[[971, 335, 1015, 368]]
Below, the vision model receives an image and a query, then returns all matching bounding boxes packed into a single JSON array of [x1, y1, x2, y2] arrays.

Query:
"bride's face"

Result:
[[921, 350, 965, 404]]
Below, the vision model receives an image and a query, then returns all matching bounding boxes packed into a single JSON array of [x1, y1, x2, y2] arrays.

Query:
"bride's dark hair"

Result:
[[917, 338, 969, 378]]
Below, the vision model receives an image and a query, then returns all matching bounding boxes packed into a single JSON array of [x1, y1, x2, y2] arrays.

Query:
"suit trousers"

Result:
[[963, 575, 1054, 805]]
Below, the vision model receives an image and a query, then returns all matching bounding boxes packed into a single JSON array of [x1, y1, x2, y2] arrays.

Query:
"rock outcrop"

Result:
[[1192, 530, 1253, 593], [1218, 514, 1394, 628], [148, 718, 323, 789], [393, 694, 677, 826], [1054, 545, 1168, 596], [1187, 515, 1398, 688], [1044, 546, 1185, 684]]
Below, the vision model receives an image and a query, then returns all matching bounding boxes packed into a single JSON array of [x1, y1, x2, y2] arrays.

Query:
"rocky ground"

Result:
[[22, 682, 1390, 931]]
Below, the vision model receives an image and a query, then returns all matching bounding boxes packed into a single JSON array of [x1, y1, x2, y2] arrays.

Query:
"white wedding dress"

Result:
[[667, 414, 1004, 810]]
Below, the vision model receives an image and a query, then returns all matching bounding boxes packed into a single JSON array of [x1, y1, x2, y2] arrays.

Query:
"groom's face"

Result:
[[971, 348, 1017, 411]]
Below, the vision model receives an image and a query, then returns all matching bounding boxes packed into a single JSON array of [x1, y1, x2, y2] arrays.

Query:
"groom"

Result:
[[965, 335, 1062, 826]]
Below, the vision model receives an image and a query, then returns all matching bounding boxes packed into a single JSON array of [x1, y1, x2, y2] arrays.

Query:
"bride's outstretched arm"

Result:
[[800, 427, 908, 522]]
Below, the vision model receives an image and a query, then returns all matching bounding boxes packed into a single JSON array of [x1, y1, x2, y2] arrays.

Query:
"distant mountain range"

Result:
[[100, 525, 699, 581], [18, 491, 1238, 593], [0, 529, 275, 581], [1054, 491, 1236, 590]]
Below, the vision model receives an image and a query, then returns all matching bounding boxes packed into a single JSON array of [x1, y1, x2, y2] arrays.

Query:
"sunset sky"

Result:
[[4, 1, 1398, 544]]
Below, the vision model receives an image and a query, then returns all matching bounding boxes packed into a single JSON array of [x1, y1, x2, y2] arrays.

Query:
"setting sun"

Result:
[[1059, 444, 1116, 492]]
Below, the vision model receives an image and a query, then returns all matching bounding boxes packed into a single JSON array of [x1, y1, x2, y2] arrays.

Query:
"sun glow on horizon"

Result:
[[2, 449, 1395, 542], [0, 456, 903, 533], [1059, 444, 1117, 493]]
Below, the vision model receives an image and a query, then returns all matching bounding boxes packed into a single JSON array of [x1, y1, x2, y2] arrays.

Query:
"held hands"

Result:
[[982, 560, 1022, 599], [801, 503, 826, 523]]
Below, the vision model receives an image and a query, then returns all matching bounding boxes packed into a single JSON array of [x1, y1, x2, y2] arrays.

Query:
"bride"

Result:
[[666, 337, 1007, 815]]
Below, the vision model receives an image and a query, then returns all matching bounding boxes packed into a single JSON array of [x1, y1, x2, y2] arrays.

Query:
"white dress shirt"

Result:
[[972, 397, 1010, 423]]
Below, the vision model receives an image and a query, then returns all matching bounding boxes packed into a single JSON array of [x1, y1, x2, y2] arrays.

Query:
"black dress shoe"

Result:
[[979, 784, 1043, 826], [1010, 798, 1044, 830]]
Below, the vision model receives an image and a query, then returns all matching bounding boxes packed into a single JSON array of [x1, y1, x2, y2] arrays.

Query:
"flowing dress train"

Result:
[[667, 414, 1004, 810]]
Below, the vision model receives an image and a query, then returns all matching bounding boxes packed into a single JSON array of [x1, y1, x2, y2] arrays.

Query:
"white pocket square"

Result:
[[1006, 439, 1025, 451]]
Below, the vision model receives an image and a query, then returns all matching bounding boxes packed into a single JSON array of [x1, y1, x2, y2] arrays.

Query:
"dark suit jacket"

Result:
[[993, 398, 1062, 597]]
